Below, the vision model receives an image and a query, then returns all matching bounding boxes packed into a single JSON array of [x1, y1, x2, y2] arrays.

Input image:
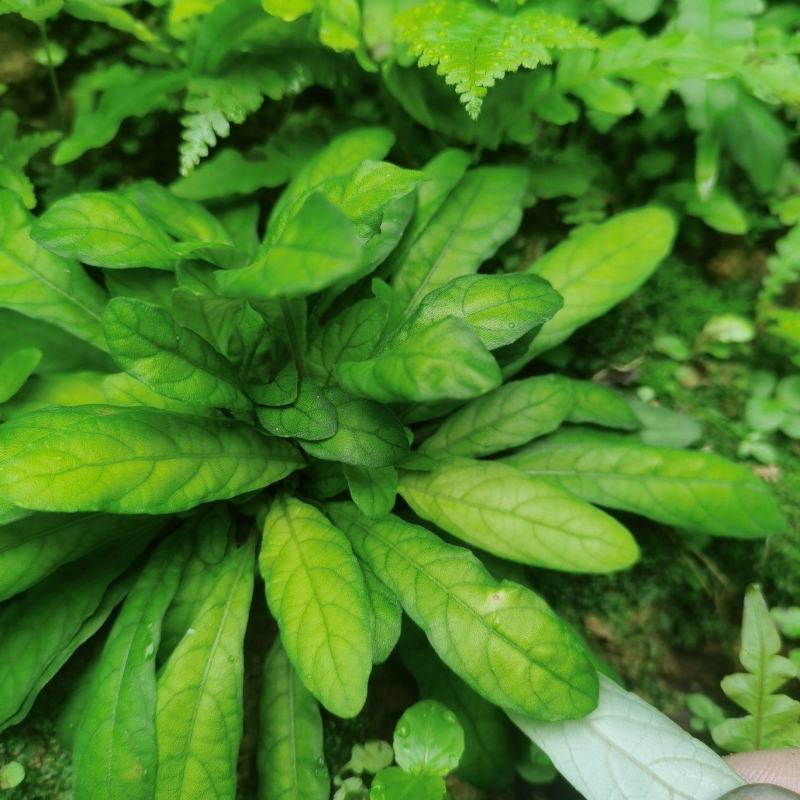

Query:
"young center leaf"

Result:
[[73, 531, 192, 800], [102, 298, 252, 411], [31, 192, 181, 270], [0, 190, 108, 349], [257, 639, 329, 800], [508, 206, 677, 370], [505, 429, 789, 538], [398, 459, 639, 572], [511, 676, 744, 800], [419, 374, 575, 458], [0, 405, 303, 514], [259, 496, 373, 718], [343, 464, 398, 519], [155, 538, 255, 800], [328, 502, 599, 721], [256, 379, 338, 440], [334, 316, 502, 403]]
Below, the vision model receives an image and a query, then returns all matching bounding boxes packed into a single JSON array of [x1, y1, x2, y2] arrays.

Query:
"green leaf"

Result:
[[0, 542, 144, 732], [215, 193, 363, 300], [0, 0, 61, 21], [73, 532, 192, 800], [602, 0, 661, 23], [260, 496, 372, 718], [400, 629, 518, 790], [395, 0, 597, 118], [248, 362, 299, 407], [305, 298, 387, 384], [511, 675, 744, 800], [675, 0, 764, 46], [257, 379, 337, 440], [0, 513, 163, 602], [0, 347, 41, 403], [335, 317, 501, 403], [1, 370, 210, 420], [361, 562, 402, 664], [0, 405, 302, 514], [394, 700, 464, 776], [0, 190, 108, 349], [343, 465, 398, 518], [298, 388, 409, 467], [566, 380, 639, 431], [64, 0, 156, 43], [399, 459, 639, 572], [258, 638, 329, 800], [392, 167, 527, 311], [504, 429, 789, 538], [102, 298, 252, 411], [513, 207, 677, 367], [0, 761, 25, 790], [713, 585, 800, 752], [419, 374, 574, 458], [329, 502, 599, 720], [31, 192, 180, 270], [396, 273, 562, 352], [370, 768, 444, 800], [155, 538, 255, 800]]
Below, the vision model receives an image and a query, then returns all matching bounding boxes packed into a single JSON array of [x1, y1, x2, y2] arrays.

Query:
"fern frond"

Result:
[[395, 0, 598, 118]]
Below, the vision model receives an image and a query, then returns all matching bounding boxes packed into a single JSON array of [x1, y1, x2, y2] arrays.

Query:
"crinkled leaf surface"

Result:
[[392, 167, 527, 310], [298, 388, 409, 467], [155, 538, 255, 800], [395, 0, 597, 118], [0, 405, 302, 514], [73, 532, 191, 800], [260, 497, 372, 718], [328, 502, 599, 720], [103, 298, 252, 411], [256, 379, 337, 440], [513, 207, 677, 366], [0, 190, 108, 348], [397, 273, 563, 351], [419, 374, 574, 458], [31, 192, 180, 270], [0, 512, 163, 602], [399, 459, 639, 572], [510, 675, 744, 800], [504, 429, 789, 538], [257, 638, 329, 800], [336, 315, 501, 404]]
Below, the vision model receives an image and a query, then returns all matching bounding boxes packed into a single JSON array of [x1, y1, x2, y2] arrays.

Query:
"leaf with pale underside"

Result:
[[328, 502, 598, 721], [155, 538, 255, 800], [504, 429, 789, 538], [0, 405, 303, 515], [103, 298, 252, 411], [259, 497, 372, 718], [399, 459, 639, 572]]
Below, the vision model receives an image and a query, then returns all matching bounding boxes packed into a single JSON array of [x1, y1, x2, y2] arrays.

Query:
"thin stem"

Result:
[[280, 298, 305, 379], [38, 20, 65, 129]]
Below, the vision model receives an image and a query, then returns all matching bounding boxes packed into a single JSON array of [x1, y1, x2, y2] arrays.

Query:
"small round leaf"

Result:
[[393, 700, 464, 777]]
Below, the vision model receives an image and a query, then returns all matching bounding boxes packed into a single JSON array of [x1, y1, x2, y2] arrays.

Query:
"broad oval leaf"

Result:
[[419, 374, 574, 458], [392, 167, 528, 311], [398, 273, 563, 351], [329, 502, 599, 721], [511, 206, 677, 369], [343, 465, 398, 519], [155, 538, 255, 800], [103, 298, 252, 411], [399, 459, 639, 573], [260, 497, 373, 718], [0, 512, 163, 602], [31, 192, 180, 270], [257, 638, 329, 800], [256, 380, 337, 440], [298, 388, 409, 468], [504, 429, 789, 538], [335, 317, 502, 404], [0, 190, 108, 348], [214, 193, 364, 300], [73, 532, 191, 800], [0, 405, 303, 514], [510, 676, 744, 800], [566, 380, 640, 430]]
